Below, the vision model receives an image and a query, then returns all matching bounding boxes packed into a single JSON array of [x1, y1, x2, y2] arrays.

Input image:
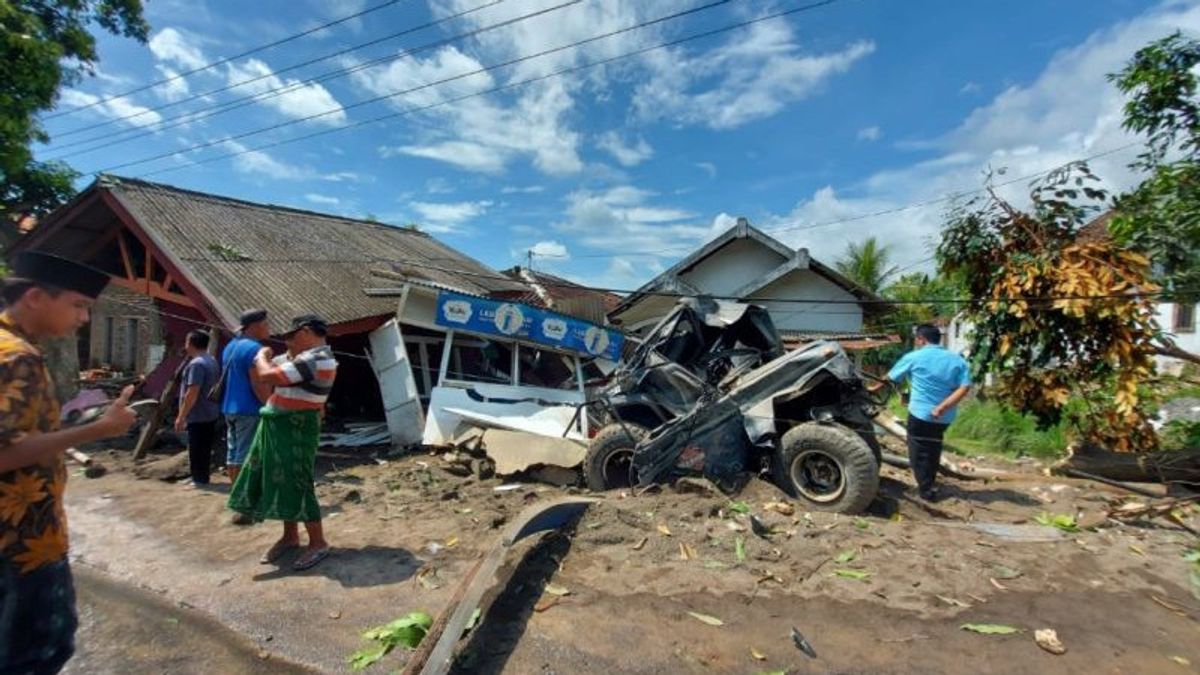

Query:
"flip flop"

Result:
[[292, 547, 331, 571], [260, 540, 299, 564]]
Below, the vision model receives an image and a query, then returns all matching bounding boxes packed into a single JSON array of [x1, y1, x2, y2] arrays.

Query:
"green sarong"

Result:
[[227, 407, 322, 523]]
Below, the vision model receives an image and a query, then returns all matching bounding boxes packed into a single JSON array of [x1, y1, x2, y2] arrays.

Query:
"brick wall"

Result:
[[88, 285, 166, 374]]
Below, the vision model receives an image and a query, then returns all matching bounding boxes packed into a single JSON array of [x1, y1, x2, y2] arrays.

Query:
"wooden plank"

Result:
[[117, 232, 135, 281], [108, 277, 198, 308]]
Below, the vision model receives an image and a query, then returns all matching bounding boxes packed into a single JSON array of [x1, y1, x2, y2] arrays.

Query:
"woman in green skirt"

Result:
[[228, 315, 338, 571]]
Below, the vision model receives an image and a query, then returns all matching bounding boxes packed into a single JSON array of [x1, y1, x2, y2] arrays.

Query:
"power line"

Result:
[[129, 0, 839, 178], [43, 0, 409, 121], [93, 0, 743, 175], [43, 0, 526, 154]]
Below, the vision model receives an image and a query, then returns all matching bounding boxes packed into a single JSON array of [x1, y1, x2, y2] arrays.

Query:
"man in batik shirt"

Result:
[[0, 252, 137, 674]]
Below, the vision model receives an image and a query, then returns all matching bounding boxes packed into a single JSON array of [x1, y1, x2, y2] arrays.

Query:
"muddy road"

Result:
[[62, 446, 1200, 673]]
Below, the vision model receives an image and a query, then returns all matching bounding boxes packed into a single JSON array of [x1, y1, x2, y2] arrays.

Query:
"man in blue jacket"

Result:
[[871, 324, 971, 502], [222, 309, 271, 523]]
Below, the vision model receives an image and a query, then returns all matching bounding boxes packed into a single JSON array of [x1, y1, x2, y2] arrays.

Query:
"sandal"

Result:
[[292, 547, 331, 571], [260, 540, 299, 564]]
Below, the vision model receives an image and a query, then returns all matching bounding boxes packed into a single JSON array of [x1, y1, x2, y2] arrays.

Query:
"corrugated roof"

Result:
[[500, 266, 623, 324], [102, 176, 526, 333], [1077, 210, 1114, 244]]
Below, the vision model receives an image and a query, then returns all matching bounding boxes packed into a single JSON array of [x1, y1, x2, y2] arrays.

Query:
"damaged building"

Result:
[[12, 175, 623, 456]]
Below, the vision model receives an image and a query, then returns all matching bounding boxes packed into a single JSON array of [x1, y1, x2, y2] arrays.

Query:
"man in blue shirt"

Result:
[[222, 310, 271, 507], [174, 330, 220, 486], [871, 324, 971, 501]]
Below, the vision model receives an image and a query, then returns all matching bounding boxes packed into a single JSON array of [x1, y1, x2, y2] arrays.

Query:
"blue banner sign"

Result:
[[435, 291, 624, 361]]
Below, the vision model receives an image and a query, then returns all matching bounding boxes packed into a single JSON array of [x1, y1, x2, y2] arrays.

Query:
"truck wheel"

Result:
[[583, 423, 648, 491], [775, 422, 879, 514]]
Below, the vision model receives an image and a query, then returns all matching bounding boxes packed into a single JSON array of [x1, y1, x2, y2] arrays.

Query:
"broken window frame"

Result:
[[434, 329, 585, 394]]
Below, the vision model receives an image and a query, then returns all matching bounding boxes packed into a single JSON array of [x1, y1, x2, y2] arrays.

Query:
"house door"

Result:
[[367, 319, 424, 448]]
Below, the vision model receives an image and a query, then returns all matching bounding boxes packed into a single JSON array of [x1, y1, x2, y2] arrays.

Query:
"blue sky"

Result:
[[36, 0, 1189, 290]]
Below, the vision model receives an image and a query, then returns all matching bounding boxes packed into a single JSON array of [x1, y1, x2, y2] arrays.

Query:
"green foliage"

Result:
[[349, 611, 433, 670], [1108, 32, 1200, 303], [945, 398, 1070, 459], [1161, 420, 1200, 451], [1184, 547, 1200, 600], [835, 237, 899, 294], [0, 1, 148, 221], [1035, 512, 1080, 533]]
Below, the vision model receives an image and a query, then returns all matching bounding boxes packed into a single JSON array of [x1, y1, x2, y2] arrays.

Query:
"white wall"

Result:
[[755, 269, 862, 333], [678, 238, 787, 296], [1157, 301, 1200, 373]]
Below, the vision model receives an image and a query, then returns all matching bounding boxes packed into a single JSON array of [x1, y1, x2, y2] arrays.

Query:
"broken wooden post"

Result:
[[1052, 444, 1200, 485], [133, 361, 185, 460]]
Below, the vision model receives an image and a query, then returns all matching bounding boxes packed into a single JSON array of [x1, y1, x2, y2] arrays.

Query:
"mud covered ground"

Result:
[[63, 441, 1200, 674]]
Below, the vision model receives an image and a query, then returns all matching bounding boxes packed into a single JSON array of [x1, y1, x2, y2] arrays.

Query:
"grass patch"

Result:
[[886, 397, 1068, 459]]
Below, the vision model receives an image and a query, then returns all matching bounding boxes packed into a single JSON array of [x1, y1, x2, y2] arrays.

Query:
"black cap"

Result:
[[8, 251, 109, 299], [282, 314, 328, 337], [238, 308, 268, 328]]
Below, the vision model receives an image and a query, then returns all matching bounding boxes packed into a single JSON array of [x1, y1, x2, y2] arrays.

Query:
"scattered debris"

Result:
[[544, 584, 571, 597], [750, 647, 767, 661], [936, 595, 970, 608], [961, 623, 1021, 635], [687, 611, 724, 627], [833, 569, 870, 581], [1034, 628, 1066, 655], [678, 542, 697, 561], [493, 484, 523, 492], [834, 550, 857, 564], [534, 596, 565, 613], [762, 501, 795, 516], [790, 626, 818, 659], [632, 537, 648, 551], [329, 610, 343, 620], [657, 524, 673, 537]]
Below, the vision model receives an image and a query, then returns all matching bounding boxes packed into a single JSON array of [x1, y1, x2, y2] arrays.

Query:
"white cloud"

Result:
[[744, 2, 1200, 273], [321, 171, 367, 182], [153, 65, 190, 102], [425, 177, 455, 194], [636, 18, 875, 129], [857, 126, 882, 142], [58, 90, 163, 128], [555, 186, 705, 261], [501, 185, 546, 195], [349, 4, 869, 177], [148, 28, 208, 70], [305, 193, 340, 205], [695, 161, 717, 179], [225, 58, 347, 125], [596, 131, 654, 167], [530, 240, 569, 259], [409, 199, 492, 232], [960, 81, 982, 95], [384, 141, 507, 173], [224, 140, 311, 180]]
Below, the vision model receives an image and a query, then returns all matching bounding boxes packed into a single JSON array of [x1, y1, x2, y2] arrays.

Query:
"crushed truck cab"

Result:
[[586, 297, 885, 513]]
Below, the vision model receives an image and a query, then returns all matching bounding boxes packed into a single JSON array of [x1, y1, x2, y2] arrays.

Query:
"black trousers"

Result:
[[187, 420, 218, 485], [906, 415, 948, 494], [0, 560, 77, 675]]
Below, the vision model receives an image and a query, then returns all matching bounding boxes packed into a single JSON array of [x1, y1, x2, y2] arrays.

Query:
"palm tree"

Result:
[[835, 237, 899, 294]]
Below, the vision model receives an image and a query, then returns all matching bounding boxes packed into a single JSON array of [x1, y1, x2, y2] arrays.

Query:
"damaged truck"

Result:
[[585, 297, 890, 514]]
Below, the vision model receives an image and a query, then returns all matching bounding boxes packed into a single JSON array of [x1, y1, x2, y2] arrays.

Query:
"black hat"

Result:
[[238, 308, 268, 328], [282, 314, 328, 337], [8, 251, 109, 299]]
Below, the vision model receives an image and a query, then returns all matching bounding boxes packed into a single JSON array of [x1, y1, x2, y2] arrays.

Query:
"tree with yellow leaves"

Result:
[[938, 164, 1162, 452]]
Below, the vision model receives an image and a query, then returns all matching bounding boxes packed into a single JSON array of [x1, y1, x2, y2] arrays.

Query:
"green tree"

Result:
[[0, 0, 149, 223], [834, 236, 899, 294], [1108, 32, 1200, 303]]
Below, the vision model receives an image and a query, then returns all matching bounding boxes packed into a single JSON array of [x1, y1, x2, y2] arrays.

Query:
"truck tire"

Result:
[[775, 422, 879, 514], [583, 423, 648, 491]]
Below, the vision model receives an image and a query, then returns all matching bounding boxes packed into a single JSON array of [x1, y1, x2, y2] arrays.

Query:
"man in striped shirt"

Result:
[[227, 314, 339, 571]]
